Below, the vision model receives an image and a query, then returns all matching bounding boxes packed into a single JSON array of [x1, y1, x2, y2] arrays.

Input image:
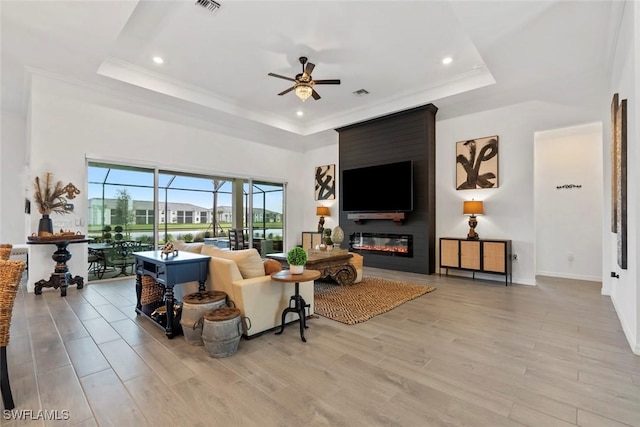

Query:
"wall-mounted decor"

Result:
[[611, 93, 627, 269], [315, 164, 335, 200], [63, 182, 81, 199], [456, 135, 499, 190], [556, 184, 582, 190]]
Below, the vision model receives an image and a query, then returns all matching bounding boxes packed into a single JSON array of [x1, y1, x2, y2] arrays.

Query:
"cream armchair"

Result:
[[206, 255, 314, 338]]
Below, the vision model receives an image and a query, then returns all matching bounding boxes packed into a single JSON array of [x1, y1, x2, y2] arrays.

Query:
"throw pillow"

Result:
[[263, 259, 282, 275], [172, 241, 204, 254], [201, 246, 265, 279]]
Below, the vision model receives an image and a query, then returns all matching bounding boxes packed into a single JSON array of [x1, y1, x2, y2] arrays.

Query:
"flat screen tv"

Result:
[[342, 160, 413, 212]]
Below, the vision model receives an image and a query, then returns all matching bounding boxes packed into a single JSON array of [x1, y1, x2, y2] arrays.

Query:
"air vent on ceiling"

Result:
[[195, 0, 221, 13], [353, 89, 370, 96]]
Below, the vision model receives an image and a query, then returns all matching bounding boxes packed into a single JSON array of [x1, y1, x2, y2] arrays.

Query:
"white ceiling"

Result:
[[1, 0, 619, 150]]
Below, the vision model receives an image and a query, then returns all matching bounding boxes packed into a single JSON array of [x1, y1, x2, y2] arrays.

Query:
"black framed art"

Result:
[[315, 164, 335, 200]]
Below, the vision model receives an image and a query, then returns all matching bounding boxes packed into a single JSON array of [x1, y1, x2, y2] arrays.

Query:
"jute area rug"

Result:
[[313, 276, 436, 325]]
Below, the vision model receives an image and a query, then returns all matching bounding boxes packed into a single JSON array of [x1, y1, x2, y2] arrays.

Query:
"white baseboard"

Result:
[[535, 270, 601, 283]]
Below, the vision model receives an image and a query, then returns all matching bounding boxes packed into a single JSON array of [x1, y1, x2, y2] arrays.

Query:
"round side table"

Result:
[[271, 269, 320, 342]]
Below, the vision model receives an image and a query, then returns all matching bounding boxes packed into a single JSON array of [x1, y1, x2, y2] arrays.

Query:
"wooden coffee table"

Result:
[[267, 251, 357, 286]]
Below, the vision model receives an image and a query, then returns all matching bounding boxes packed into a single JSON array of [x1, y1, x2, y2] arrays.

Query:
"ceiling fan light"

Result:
[[295, 84, 313, 102]]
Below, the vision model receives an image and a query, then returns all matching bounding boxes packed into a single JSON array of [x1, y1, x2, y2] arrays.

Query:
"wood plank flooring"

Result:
[[3, 268, 640, 426]]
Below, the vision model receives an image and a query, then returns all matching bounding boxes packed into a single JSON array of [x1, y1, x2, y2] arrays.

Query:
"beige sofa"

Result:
[[172, 241, 315, 338]]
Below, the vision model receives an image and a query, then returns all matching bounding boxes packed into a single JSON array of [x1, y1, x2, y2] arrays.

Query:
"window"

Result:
[[88, 162, 286, 270], [135, 209, 154, 225]]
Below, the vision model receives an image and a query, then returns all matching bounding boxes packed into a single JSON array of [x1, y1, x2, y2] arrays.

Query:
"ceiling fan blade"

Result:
[[313, 79, 341, 85], [311, 89, 321, 100], [304, 62, 315, 77], [277, 86, 296, 96], [268, 73, 296, 82]]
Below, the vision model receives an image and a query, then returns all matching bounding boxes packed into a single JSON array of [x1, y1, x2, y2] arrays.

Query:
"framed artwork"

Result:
[[315, 164, 335, 200], [611, 93, 627, 269], [456, 135, 499, 190], [610, 93, 618, 233]]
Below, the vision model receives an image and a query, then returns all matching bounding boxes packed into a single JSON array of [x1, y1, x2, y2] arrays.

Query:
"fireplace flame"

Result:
[[352, 244, 408, 253]]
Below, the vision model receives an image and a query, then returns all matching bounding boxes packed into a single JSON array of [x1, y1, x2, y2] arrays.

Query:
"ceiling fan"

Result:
[[268, 57, 341, 102]]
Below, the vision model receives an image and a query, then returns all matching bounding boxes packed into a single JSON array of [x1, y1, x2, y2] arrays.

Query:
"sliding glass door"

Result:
[[248, 181, 284, 254], [157, 172, 234, 246], [88, 161, 286, 280]]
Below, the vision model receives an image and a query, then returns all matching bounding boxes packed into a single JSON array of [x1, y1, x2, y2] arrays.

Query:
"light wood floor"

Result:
[[3, 268, 640, 426]]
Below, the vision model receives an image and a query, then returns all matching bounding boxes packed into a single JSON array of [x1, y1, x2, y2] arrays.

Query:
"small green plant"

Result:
[[323, 228, 333, 246], [287, 247, 307, 266], [183, 233, 194, 243]]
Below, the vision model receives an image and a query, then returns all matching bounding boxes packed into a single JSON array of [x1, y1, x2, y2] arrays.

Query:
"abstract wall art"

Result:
[[456, 135, 499, 190], [315, 164, 335, 200]]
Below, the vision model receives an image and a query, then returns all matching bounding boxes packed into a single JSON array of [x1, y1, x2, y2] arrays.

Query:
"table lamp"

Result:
[[316, 206, 330, 234], [463, 200, 484, 240]]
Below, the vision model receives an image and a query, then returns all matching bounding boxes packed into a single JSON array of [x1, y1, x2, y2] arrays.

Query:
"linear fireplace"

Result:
[[349, 232, 413, 257]]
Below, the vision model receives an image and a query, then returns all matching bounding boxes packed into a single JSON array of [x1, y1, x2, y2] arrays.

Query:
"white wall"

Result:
[[0, 111, 29, 244], [436, 101, 603, 286], [534, 123, 603, 282], [23, 74, 332, 292], [302, 144, 339, 237], [606, 0, 639, 354]]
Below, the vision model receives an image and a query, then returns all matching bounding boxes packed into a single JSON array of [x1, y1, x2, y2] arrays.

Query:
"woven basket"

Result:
[[141, 275, 165, 305], [0, 259, 26, 346], [0, 243, 12, 261]]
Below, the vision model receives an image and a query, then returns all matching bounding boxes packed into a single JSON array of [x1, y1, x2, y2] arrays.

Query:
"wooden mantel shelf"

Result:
[[347, 212, 405, 225]]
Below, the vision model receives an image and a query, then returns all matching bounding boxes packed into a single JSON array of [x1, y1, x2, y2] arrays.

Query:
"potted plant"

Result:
[[286, 247, 307, 274], [32, 172, 70, 236], [324, 228, 333, 250]]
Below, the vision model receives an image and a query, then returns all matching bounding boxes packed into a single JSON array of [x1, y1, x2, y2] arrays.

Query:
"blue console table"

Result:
[[134, 250, 210, 338]]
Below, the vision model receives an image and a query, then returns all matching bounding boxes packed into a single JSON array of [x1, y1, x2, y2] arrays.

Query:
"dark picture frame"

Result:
[[611, 93, 628, 269], [456, 135, 499, 190], [315, 164, 335, 200]]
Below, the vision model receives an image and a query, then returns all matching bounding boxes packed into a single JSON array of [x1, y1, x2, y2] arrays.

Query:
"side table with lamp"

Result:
[[439, 200, 512, 285]]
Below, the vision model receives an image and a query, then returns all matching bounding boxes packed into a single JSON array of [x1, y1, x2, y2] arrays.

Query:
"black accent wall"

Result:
[[336, 104, 437, 274]]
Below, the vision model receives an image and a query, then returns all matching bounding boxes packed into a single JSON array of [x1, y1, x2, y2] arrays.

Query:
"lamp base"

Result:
[[467, 215, 479, 240]]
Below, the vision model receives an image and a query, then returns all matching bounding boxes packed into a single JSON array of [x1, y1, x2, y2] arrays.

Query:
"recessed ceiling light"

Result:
[[296, 111, 304, 117], [153, 56, 164, 64], [442, 57, 453, 65]]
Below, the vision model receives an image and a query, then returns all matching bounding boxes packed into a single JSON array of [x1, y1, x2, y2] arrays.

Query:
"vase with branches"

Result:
[[33, 172, 70, 235]]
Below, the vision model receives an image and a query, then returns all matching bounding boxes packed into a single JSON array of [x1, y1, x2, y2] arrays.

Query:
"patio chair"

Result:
[[229, 229, 249, 251], [102, 241, 135, 277], [88, 248, 104, 277], [0, 259, 26, 410]]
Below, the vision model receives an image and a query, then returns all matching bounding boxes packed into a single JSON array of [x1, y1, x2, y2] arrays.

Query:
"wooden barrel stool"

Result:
[[181, 291, 227, 345], [201, 307, 242, 358]]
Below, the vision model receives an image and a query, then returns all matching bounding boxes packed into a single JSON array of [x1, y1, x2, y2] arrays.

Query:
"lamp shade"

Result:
[[316, 206, 330, 216], [463, 200, 484, 216]]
